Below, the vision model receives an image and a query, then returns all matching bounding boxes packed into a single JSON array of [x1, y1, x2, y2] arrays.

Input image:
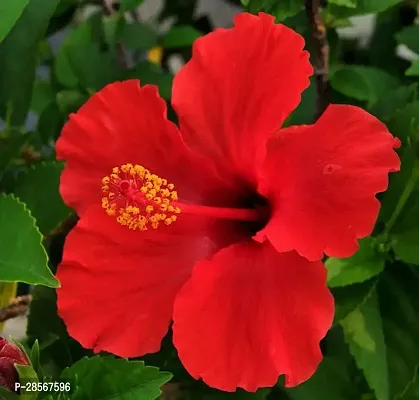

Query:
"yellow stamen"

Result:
[[101, 163, 181, 231]]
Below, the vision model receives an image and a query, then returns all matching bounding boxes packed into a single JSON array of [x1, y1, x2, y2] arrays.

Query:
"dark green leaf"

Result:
[[333, 279, 377, 324], [0, 194, 59, 287], [406, 60, 419, 77], [0, 131, 27, 181], [0, 387, 19, 400], [395, 25, 419, 54], [393, 227, 419, 265], [378, 265, 419, 398], [341, 290, 389, 400], [126, 61, 173, 99], [13, 162, 71, 235], [369, 84, 418, 122], [61, 357, 172, 400], [0, 0, 60, 126], [56, 90, 88, 116], [330, 66, 400, 106], [327, 0, 403, 18], [241, 0, 304, 21], [37, 101, 65, 143], [0, 0, 29, 43], [326, 238, 385, 287], [162, 25, 202, 48], [120, 22, 158, 51], [286, 328, 359, 400], [121, 0, 144, 12], [30, 80, 55, 115]]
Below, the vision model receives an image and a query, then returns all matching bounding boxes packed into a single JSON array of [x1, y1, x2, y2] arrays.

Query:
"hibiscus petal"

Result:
[[57, 205, 211, 357], [172, 241, 334, 392], [172, 12, 312, 182], [256, 104, 401, 261], [56, 80, 219, 216]]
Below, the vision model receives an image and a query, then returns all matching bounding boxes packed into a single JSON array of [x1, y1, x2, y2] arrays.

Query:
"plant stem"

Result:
[[305, 0, 330, 119]]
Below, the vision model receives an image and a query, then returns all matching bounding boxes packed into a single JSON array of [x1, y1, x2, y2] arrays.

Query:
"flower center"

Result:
[[101, 163, 267, 231], [101, 164, 181, 231]]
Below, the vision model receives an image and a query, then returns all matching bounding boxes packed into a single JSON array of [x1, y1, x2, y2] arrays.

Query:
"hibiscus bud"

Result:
[[0, 337, 29, 391]]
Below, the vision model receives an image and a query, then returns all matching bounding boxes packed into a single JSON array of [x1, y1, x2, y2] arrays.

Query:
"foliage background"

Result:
[[1, 0, 419, 399]]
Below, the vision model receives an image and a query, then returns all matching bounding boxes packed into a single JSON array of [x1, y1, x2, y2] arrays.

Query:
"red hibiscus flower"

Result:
[[55, 12, 400, 392]]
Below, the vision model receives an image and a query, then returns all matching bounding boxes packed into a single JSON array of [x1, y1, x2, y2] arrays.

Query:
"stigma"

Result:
[[101, 164, 181, 230]]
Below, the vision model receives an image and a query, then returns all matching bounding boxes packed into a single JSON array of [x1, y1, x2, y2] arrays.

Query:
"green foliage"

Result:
[[395, 25, 419, 54], [0, 194, 59, 287], [61, 357, 172, 400], [326, 238, 386, 287], [0, 0, 29, 43], [330, 65, 400, 106], [241, 0, 304, 21], [0, 0, 60, 126], [341, 290, 389, 400], [162, 25, 203, 48], [12, 162, 71, 235]]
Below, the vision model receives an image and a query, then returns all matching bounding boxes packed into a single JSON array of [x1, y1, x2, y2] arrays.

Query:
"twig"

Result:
[[0, 295, 32, 323], [305, 0, 330, 119], [102, 0, 130, 70]]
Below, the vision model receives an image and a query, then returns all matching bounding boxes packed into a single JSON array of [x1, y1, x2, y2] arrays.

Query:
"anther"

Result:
[[101, 164, 181, 231]]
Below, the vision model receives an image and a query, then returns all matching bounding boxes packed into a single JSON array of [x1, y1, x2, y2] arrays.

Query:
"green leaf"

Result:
[[61, 357, 172, 400], [54, 16, 113, 90], [0, 131, 27, 181], [15, 364, 39, 400], [327, 0, 403, 18], [379, 102, 419, 222], [369, 84, 418, 122], [56, 90, 87, 116], [392, 227, 419, 265], [30, 80, 55, 115], [0, 194, 59, 287], [120, 22, 158, 51], [126, 62, 173, 100], [121, 0, 144, 12], [286, 328, 359, 400], [37, 101, 65, 143], [29, 340, 43, 379], [0, 387, 19, 400], [330, 66, 400, 106], [241, 0, 304, 21], [13, 162, 71, 236], [332, 278, 377, 324], [162, 25, 202, 48], [406, 60, 419, 77], [0, 1, 29, 43], [327, 0, 356, 6], [326, 238, 386, 287], [395, 25, 419, 54], [341, 290, 389, 400], [0, 0, 60, 126], [378, 264, 419, 398]]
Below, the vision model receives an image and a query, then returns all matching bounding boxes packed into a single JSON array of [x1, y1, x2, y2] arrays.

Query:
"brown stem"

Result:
[[0, 295, 32, 323], [102, 0, 130, 70], [305, 0, 329, 119]]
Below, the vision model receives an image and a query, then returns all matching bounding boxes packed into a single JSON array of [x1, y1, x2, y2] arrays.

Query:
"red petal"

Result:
[[57, 205, 211, 357], [172, 12, 312, 182], [256, 104, 401, 261], [172, 241, 334, 391], [56, 80, 220, 216]]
